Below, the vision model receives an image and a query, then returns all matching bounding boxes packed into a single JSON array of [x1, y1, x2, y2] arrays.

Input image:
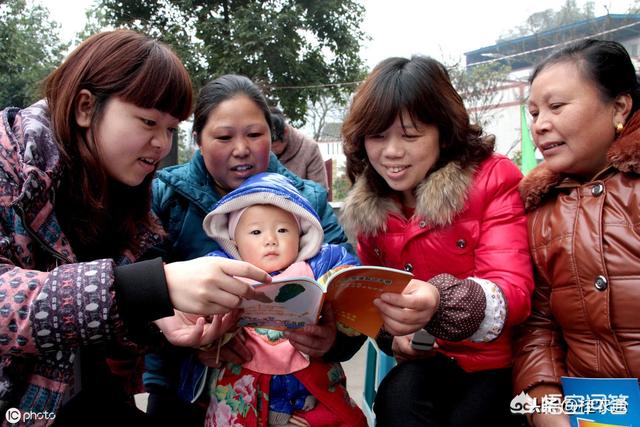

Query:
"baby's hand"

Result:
[[285, 303, 337, 358], [154, 310, 239, 348]]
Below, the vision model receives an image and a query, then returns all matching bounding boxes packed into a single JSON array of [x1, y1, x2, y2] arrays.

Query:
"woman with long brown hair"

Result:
[[0, 30, 268, 426], [341, 55, 533, 426]]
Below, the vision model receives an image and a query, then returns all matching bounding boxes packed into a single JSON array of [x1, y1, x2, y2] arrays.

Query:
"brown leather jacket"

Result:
[[513, 110, 640, 395]]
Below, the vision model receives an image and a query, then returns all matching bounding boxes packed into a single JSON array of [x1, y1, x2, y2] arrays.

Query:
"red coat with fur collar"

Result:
[[342, 154, 533, 372], [513, 111, 640, 394]]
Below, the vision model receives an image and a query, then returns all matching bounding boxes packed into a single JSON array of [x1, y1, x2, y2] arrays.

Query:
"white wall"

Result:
[[476, 37, 640, 159], [318, 140, 346, 171]]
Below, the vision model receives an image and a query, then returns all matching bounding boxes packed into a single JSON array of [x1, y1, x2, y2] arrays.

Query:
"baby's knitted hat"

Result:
[[203, 172, 324, 261]]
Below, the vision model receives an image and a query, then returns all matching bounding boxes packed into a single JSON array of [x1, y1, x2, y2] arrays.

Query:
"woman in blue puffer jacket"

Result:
[[144, 75, 361, 425]]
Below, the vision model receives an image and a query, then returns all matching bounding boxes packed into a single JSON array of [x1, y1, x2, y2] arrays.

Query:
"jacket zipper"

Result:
[[14, 204, 71, 265]]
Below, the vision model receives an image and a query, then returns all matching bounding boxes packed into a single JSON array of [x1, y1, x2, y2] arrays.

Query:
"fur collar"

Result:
[[341, 161, 476, 238], [519, 110, 640, 212]]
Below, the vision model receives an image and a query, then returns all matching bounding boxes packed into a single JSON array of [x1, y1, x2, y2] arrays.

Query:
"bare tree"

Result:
[[307, 92, 351, 140], [499, 0, 596, 40], [448, 62, 512, 128]]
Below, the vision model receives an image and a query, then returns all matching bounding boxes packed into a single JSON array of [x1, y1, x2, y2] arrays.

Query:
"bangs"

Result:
[[120, 44, 193, 120], [356, 73, 401, 136], [354, 66, 433, 137]]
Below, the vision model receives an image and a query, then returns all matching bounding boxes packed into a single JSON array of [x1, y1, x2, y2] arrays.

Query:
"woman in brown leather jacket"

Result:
[[514, 39, 640, 427]]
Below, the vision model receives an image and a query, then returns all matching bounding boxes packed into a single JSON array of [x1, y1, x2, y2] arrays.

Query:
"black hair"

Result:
[[193, 74, 272, 144], [531, 39, 640, 117], [270, 108, 286, 141]]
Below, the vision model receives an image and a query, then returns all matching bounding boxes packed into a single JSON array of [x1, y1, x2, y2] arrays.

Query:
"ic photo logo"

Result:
[[5, 407, 56, 424], [5, 408, 21, 424]]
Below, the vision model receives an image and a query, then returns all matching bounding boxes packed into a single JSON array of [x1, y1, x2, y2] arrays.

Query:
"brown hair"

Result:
[[342, 55, 494, 195], [44, 29, 193, 260]]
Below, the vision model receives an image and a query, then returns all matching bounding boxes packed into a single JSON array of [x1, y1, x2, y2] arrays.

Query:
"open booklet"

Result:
[[238, 265, 413, 338]]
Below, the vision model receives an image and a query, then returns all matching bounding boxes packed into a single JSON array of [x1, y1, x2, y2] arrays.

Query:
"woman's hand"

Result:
[[164, 257, 270, 315], [390, 333, 438, 363], [285, 303, 337, 358], [154, 310, 239, 348], [373, 279, 440, 336]]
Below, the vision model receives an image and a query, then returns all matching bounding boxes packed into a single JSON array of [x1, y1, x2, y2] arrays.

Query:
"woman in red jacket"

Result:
[[341, 55, 533, 426]]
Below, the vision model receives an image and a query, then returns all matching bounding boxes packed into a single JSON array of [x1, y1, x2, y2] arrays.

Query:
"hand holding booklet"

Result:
[[239, 265, 413, 338]]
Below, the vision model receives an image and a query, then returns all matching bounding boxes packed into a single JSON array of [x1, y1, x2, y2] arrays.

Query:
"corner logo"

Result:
[[510, 391, 539, 414]]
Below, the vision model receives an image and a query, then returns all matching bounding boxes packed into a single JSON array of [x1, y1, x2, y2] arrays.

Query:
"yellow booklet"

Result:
[[239, 265, 413, 338]]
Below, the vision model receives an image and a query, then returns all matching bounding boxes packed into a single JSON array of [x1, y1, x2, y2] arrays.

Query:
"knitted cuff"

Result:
[[467, 277, 507, 342], [114, 257, 173, 323], [425, 273, 486, 341]]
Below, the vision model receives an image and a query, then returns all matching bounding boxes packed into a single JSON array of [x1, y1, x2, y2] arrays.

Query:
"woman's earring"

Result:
[[615, 122, 624, 135]]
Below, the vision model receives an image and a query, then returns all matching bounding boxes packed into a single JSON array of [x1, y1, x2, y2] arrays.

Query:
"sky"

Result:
[[359, 0, 634, 67], [41, 0, 636, 69]]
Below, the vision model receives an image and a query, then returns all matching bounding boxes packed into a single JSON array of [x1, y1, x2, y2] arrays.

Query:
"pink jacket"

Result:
[[278, 126, 328, 188], [0, 102, 162, 425]]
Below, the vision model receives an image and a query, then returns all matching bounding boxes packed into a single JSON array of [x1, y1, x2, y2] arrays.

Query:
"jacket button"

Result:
[[404, 263, 413, 272], [374, 248, 381, 256], [591, 183, 604, 196], [456, 239, 466, 248], [594, 275, 608, 291], [419, 221, 426, 228]]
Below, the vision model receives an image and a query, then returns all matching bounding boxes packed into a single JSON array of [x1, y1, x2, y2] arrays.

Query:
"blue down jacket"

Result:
[[148, 150, 351, 262]]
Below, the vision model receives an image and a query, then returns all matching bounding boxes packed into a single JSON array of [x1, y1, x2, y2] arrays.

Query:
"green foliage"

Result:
[[95, 0, 368, 124], [0, 0, 68, 108], [177, 126, 195, 164], [331, 160, 351, 202], [75, 3, 112, 44]]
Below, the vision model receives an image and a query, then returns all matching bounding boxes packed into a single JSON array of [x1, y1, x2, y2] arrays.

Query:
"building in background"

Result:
[[312, 14, 640, 200], [317, 122, 345, 170], [464, 13, 640, 157]]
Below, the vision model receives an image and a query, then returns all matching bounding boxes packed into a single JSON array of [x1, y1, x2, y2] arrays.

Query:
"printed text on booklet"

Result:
[[239, 265, 413, 338]]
